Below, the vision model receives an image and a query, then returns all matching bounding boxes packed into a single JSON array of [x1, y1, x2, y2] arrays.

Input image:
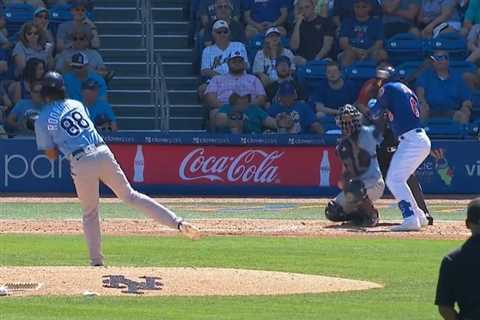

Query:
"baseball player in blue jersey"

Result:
[[34, 72, 201, 266], [369, 81, 431, 231]]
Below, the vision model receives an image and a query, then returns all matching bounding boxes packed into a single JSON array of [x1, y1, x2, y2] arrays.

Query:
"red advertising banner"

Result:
[[109, 145, 342, 188]]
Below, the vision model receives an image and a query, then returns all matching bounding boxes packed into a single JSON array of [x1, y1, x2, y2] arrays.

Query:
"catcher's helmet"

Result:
[[41, 71, 65, 98], [336, 104, 362, 136]]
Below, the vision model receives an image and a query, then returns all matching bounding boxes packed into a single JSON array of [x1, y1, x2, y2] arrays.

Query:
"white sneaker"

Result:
[[417, 213, 428, 227], [179, 222, 202, 240], [391, 216, 421, 232]]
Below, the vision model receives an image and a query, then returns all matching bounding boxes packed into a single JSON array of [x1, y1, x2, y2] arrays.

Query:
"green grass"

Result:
[[0, 201, 467, 221], [0, 234, 461, 320]]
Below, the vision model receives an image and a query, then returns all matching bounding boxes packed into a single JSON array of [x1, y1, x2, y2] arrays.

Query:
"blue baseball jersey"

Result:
[[370, 82, 422, 137], [34, 99, 104, 157]]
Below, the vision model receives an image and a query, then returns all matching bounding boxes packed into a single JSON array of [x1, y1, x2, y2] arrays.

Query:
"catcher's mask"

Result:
[[336, 104, 362, 136]]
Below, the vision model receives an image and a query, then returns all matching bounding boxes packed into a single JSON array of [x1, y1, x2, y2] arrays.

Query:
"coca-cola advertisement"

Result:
[[109, 145, 342, 188]]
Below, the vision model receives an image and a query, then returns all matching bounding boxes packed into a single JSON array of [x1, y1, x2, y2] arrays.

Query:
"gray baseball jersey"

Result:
[[356, 125, 383, 189], [35, 99, 103, 157], [34, 98, 183, 266]]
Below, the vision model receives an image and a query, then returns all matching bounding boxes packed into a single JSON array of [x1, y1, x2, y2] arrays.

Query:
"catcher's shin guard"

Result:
[[325, 200, 352, 222]]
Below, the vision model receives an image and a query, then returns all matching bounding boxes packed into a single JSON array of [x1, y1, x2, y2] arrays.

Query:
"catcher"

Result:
[[325, 104, 385, 227]]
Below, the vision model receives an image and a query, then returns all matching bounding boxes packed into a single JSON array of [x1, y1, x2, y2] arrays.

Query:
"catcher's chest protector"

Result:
[[337, 135, 371, 178]]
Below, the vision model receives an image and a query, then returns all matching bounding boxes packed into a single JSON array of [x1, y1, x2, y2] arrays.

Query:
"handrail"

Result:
[[154, 53, 171, 131]]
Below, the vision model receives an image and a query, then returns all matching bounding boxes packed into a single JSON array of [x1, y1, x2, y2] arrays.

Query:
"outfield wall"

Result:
[[0, 133, 478, 195]]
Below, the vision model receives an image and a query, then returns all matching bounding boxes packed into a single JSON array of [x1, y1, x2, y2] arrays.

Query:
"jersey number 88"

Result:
[[61, 111, 90, 136]]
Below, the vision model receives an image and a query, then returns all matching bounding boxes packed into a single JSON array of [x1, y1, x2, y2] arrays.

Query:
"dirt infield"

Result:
[[0, 219, 470, 240], [0, 267, 382, 297]]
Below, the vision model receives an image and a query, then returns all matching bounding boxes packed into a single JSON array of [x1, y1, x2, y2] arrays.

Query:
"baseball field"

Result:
[[0, 197, 470, 320]]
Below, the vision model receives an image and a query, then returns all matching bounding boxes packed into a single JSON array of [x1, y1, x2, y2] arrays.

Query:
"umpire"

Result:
[[435, 198, 480, 320], [356, 64, 433, 224]]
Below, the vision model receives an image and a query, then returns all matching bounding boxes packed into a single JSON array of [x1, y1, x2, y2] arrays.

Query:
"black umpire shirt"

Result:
[[435, 234, 480, 320]]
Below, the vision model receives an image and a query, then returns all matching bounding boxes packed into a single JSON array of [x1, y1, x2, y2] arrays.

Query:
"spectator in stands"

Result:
[[338, 0, 387, 66], [56, 0, 100, 53], [243, 0, 288, 39], [4, 0, 46, 8], [204, 0, 245, 46], [32, 7, 54, 44], [411, 0, 461, 38], [289, 0, 335, 65], [64, 52, 107, 102], [467, 24, 480, 64], [204, 51, 266, 131], [252, 27, 295, 86], [8, 58, 45, 107], [81, 79, 118, 132], [293, 0, 330, 18], [0, 8, 12, 50], [265, 55, 306, 103], [310, 61, 358, 118], [0, 48, 10, 82], [461, 0, 480, 36], [333, 0, 382, 26], [13, 22, 53, 78], [382, 0, 421, 39], [55, 25, 109, 78], [215, 91, 277, 133], [416, 50, 473, 124], [268, 82, 323, 134], [198, 20, 248, 97], [5, 81, 42, 136]]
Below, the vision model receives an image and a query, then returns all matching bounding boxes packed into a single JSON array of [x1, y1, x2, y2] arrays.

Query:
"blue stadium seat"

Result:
[[395, 60, 424, 81], [4, 4, 35, 41], [295, 60, 329, 95], [342, 60, 376, 89], [471, 90, 480, 121], [448, 60, 477, 74], [426, 32, 468, 60], [385, 33, 425, 64], [423, 118, 469, 139]]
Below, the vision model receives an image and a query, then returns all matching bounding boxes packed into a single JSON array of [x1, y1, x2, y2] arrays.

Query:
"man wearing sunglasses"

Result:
[[56, 0, 100, 53], [416, 50, 473, 124]]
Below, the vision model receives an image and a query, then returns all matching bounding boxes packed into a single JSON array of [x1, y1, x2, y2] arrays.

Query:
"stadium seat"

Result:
[[4, 4, 35, 42], [295, 60, 329, 95], [426, 32, 468, 60], [448, 60, 477, 74], [471, 90, 480, 121], [343, 60, 376, 89], [423, 118, 469, 139], [395, 60, 424, 81], [385, 33, 425, 64]]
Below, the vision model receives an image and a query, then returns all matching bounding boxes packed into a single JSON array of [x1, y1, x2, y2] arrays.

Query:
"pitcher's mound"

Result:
[[0, 267, 382, 297]]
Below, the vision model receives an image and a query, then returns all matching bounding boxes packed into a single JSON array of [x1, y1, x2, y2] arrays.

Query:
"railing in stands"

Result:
[[154, 53, 171, 131]]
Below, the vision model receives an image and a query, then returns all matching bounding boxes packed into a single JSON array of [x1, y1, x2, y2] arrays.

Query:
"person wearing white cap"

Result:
[[252, 27, 295, 86], [198, 19, 248, 100]]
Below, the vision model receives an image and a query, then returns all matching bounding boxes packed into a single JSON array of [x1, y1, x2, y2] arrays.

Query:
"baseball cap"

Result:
[[228, 51, 244, 62], [213, 20, 229, 31], [265, 27, 281, 37], [276, 56, 291, 67], [467, 198, 480, 224], [71, 52, 89, 67], [34, 7, 48, 17], [277, 81, 296, 97], [81, 79, 99, 90]]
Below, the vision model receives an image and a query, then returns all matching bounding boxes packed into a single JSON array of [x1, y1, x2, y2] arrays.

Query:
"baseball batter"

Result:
[[325, 104, 385, 227], [369, 81, 431, 231], [34, 72, 201, 266]]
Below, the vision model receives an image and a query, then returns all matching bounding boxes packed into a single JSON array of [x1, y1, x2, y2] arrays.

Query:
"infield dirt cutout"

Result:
[[0, 267, 382, 297]]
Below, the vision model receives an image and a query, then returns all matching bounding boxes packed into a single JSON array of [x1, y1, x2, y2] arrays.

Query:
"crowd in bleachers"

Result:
[[191, 0, 480, 137], [0, 0, 117, 138]]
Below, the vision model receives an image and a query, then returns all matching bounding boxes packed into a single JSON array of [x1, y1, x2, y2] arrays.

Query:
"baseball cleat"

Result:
[[417, 213, 429, 227], [391, 216, 421, 232], [179, 222, 202, 240]]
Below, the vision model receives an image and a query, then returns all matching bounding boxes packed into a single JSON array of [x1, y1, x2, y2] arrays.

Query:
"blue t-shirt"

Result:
[[267, 101, 317, 133], [35, 99, 104, 157], [334, 0, 383, 20], [370, 82, 422, 137], [340, 16, 384, 50], [64, 71, 107, 102], [7, 99, 40, 134], [244, 0, 288, 23], [310, 80, 358, 110], [86, 100, 117, 124], [416, 69, 471, 113]]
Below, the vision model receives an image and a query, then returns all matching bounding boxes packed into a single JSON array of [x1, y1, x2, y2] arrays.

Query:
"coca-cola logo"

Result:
[[179, 148, 284, 184]]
